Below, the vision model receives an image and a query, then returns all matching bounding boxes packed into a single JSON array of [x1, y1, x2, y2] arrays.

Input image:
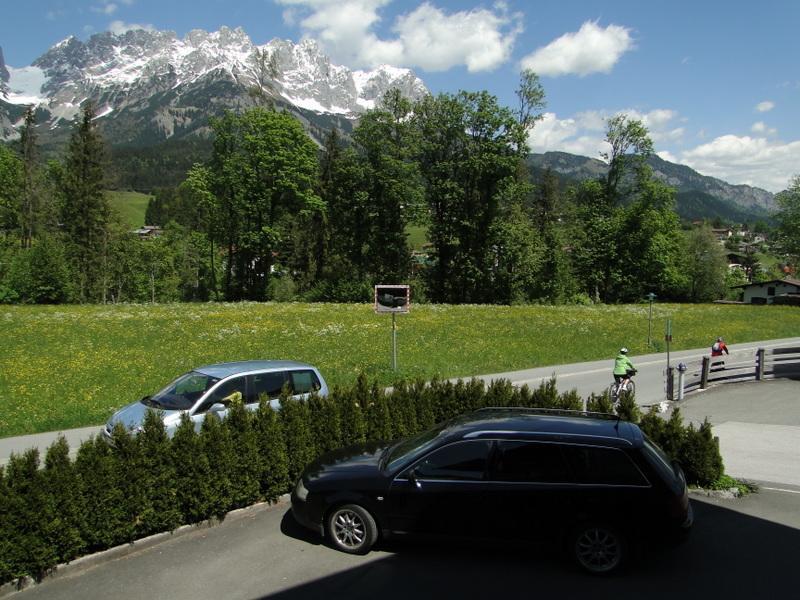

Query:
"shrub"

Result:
[[681, 419, 724, 487], [171, 414, 214, 523], [138, 410, 181, 535], [42, 437, 85, 564], [254, 399, 290, 502], [280, 392, 315, 485], [224, 399, 261, 510]]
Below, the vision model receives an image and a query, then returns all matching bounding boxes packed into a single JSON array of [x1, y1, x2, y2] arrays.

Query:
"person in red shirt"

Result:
[[711, 336, 729, 369]]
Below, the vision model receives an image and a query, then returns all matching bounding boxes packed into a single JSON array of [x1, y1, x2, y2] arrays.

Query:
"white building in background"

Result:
[[731, 278, 800, 304]]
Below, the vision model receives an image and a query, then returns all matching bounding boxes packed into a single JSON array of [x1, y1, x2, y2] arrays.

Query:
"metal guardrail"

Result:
[[671, 346, 800, 399]]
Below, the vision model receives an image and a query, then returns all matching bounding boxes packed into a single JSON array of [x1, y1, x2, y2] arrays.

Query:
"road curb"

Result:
[[0, 494, 291, 597]]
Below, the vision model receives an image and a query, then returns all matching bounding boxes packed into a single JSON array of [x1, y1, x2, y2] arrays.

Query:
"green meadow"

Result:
[[2, 302, 799, 437], [107, 190, 152, 228]]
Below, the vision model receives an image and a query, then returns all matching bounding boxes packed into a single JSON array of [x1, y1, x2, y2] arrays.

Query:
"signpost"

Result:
[[374, 285, 410, 371], [665, 319, 673, 400], [665, 318, 672, 367]]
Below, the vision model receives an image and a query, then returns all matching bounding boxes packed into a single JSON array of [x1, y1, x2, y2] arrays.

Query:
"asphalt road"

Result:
[[11, 486, 800, 600]]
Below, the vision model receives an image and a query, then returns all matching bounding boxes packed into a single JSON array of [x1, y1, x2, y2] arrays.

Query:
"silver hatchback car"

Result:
[[103, 360, 328, 439]]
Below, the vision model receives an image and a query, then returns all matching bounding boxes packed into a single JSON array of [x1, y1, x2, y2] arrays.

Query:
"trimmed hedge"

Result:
[[0, 377, 723, 585]]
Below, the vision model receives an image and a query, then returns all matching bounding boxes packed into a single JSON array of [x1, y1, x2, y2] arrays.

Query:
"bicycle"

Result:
[[609, 370, 636, 406]]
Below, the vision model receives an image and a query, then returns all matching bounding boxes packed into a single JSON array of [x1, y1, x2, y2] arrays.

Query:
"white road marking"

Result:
[[761, 487, 800, 495]]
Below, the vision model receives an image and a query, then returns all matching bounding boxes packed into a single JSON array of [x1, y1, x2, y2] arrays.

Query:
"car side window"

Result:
[[247, 371, 287, 404], [491, 441, 571, 483], [197, 377, 247, 413], [290, 370, 321, 394], [562, 445, 649, 486], [414, 441, 491, 481]]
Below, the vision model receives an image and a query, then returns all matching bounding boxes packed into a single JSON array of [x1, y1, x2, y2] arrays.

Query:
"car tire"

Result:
[[326, 504, 378, 555], [571, 522, 627, 575]]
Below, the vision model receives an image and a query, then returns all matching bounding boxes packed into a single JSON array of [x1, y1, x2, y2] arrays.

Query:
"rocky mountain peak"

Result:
[[7, 26, 427, 130], [0, 46, 9, 98]]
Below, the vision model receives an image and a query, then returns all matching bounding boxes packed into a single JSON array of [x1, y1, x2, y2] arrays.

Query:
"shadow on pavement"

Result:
[[269, 498, 796, 600]]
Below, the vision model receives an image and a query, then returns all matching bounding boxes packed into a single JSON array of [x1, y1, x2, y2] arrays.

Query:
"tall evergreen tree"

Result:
[[18, 108, 42, 249], [0, 144, 22, 235], [60, 103, 110, 302]]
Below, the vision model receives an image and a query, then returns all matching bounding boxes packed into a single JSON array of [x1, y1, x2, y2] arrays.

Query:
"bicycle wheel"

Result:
[[608, 383, 619, 402], [618, 380, 635, 400]]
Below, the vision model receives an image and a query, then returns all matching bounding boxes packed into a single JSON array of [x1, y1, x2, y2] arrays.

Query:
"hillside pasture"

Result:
[[2, 302, 799, 437], [107, 190, 152, 228]]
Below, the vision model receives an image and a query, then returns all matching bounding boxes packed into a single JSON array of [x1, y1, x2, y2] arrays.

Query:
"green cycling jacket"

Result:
[[613, 354, 635, 375]]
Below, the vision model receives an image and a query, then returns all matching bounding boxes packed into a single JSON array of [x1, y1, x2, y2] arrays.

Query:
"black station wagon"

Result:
[[291, 408, 693, 574]]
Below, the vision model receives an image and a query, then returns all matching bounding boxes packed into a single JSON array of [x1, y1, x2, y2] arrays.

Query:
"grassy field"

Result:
[[107, 190, 151, 228], [2, 302, 799, 438]]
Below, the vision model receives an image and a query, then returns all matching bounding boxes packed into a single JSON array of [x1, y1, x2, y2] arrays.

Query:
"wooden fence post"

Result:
[[756, 348, 765, 380], [700, 356, 710, 389]]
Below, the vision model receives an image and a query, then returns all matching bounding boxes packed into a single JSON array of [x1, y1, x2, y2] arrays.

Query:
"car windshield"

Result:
[[385, 421, 450, 472], [144, 371, 221, 411]]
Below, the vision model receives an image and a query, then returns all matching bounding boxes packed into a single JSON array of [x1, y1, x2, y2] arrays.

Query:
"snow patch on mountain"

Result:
[[6, 27, 427, 132], [5, 66, 47, 105]]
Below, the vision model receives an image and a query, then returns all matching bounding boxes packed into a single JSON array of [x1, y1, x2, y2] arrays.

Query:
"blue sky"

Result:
[[1, 0, 798, 192]]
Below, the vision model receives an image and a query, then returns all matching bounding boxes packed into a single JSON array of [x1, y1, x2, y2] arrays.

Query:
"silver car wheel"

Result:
[[574, 526, 623, 574], [327, 504, 377, 554]]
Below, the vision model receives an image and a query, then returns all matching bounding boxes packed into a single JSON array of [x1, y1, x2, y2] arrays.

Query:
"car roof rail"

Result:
[[476, 406, 621, 424]]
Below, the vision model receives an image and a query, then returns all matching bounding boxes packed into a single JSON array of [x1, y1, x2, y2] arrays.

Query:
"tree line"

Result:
[[1, 71, 797, 305]]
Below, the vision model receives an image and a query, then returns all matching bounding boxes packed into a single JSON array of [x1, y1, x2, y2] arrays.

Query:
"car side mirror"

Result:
[[407, 467, 422, 489], [208, 402, 226, 415]]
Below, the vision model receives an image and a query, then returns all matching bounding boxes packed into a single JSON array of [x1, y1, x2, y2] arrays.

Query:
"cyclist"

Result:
[[711, 336, 729, 369], [613, 347, 637, 392]]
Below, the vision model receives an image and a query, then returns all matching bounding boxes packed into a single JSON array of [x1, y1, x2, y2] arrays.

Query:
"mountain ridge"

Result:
[[0, 30, 776, 221], [528, 151, 775, 217], [1, 27, 427, 146]]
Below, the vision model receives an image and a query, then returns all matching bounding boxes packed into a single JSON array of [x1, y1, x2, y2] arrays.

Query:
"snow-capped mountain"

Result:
[[0, 27, 428, 144]]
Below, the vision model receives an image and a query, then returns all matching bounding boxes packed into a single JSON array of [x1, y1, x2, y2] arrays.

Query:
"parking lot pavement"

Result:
[[670, 378, 800, 487], [8, 486, 800, 600]]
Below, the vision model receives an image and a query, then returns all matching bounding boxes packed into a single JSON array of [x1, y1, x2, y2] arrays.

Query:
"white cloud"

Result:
[[519, 21, 633, 77], [526, 106, 798, 192], [108, 20, 155, 35], [751, 121, 777, 136], [391, 3, 521, 72], [527, 112, 610, 158], [94, 1, 133, 15], [275, 0, 520, 71], [527, 108, 684, 160], [756, 100, 775, 112], [657, 150, 678, 163], [680, 135, 800, 193]]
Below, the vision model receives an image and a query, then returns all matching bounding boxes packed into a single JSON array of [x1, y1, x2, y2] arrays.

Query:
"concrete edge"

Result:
[[0, 494, 291, 597]]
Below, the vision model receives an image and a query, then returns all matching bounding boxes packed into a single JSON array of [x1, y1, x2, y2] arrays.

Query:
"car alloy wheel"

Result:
[[573, 524, 625, 574], [327, 504, 377, 555]]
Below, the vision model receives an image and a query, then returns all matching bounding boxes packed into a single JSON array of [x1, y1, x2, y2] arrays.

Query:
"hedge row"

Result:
[[0, 375, 722, 585]]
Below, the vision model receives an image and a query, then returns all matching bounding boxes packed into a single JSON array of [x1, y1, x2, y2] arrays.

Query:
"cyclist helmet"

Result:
[[619, 347, 629, 354], [717, 337, 724, 342]]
